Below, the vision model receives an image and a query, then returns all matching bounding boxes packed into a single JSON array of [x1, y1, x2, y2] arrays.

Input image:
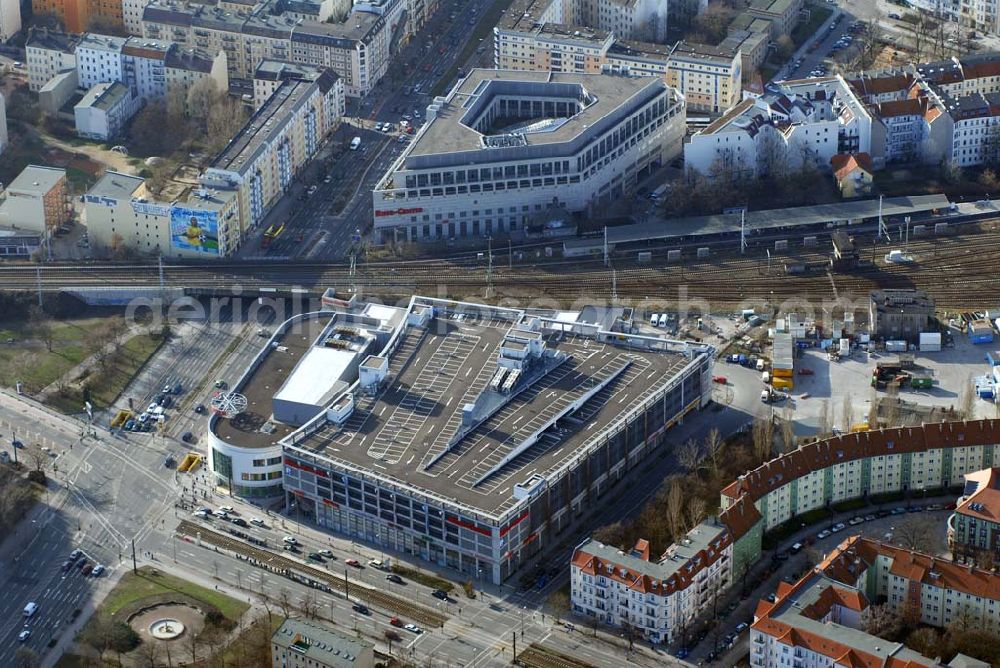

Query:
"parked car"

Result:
[[712, 375, 727, 384], [194, 404, 206, 414], [404, 623, 422, 634], [250, 517, 265, 526], [736, 622, 749, 633], [432, 589, 449, 600], [283, 536, 297, 544], [231, 517, 248, 528], [81, 563, 94, 576], [18, 629, 30, 642], [346, 559, 361, 567], [817, 529, 832, 539], [308, 552, 325, 562], [390, 616, 403, 627], [92, 564, 105, 577], [386, 573, 404, 584], [319, 549, 335, 558], [352, 603, 370, 614], [831, 522, 846, 533]]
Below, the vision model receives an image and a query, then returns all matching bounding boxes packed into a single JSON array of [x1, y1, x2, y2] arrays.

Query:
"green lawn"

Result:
[[45, 332, 164, 414], [389, 564, 455, 592], [100, 566, 249, 622], [0, 318, 112, 393]]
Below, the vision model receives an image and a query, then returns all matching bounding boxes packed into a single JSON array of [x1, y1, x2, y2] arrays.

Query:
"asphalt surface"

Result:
[[0, 391, 178, 666]]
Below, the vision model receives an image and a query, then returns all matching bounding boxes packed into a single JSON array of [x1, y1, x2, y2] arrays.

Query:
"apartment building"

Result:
[[371, 70, 686, 242], [141, 0, 403, 97], [745, 0, 803, 40], [199, 69, 344, 243], [949, 467, 1000, 567], [494, 0, 742, 113], [27, 29, 228, 103], [31, 0, 122, 33], [84, 172, 239, 257], [570, 520, 733, 644], [271, 619, 374, 668], [721, 421, 1000, 537], [750, 536, 991, 668], [573, 0, 666, 43], [74, 80, 139, 139], [960, 0, 1000, 36], [76, 33, 126, 90], [0, 165, 69, 236], [685, 75, 875, 178], [25, 28, 81, 91], [252, 59, 331, 107], [0, 0, 21, 42], [87, 67, 343, 258]]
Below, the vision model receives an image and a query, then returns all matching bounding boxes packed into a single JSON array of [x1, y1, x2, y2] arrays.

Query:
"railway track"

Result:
[[517, 644, 595, 668], [174, 520, 447, 627], [3, 222, 1000, 309]]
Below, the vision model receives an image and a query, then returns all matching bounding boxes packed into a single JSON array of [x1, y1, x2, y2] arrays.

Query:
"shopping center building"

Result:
[[263, 296, 714, 584]]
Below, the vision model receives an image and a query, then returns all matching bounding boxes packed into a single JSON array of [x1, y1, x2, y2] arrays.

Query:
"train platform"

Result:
[[564, 194, 953, 256]]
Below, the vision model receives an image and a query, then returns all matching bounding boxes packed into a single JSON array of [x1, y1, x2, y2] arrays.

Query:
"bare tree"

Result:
[[752, 413, 774, 463], [883, 383, 901, 427], [547, 588, 571, 622], [301, 590, 320, 620], [780, 405, 795, 453], [278, 588, 294, 619], [29, 306, 53, 353], [864, 602, 904, 639], [137, 638, 160, 668], [868, 390, 880, 428], [818, 399, 833, 437], [687, 496, 707, 528], [959, 375, 975, 420], [842, 394, 855, 431], [704, 428, 724, 473], [665, 478, 686, 538], [676, 438, 701, 473], [893, 514, 939, 553]]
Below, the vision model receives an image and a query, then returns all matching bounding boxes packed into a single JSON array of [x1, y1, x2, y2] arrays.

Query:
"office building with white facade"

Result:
[[372, 70, 685, 242]]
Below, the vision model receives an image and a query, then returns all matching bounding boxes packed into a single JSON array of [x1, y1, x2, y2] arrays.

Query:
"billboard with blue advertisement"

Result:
[[170, 206, 219, 255]]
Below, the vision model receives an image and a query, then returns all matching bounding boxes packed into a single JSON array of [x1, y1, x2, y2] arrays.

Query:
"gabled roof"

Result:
[[831, 153, 874, 181], [956, 467, 1000, 524]]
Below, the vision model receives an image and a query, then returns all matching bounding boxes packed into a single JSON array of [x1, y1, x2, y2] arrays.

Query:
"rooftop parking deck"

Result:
[[212, 315, 333, 449], [292, 312, 693, 516]]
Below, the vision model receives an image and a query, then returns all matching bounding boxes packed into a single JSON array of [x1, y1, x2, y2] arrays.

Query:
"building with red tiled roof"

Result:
[[570, 518, 734, 644], [831, 152, 874, 198], [752, 535, 998, 667], [948, 467, 1000, 567]]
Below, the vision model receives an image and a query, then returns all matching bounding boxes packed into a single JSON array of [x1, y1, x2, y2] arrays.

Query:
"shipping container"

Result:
[[772, 333, 794, 371], [772, 377, 794, 390], [969, 320, 994, 344], [886, 340, 907, 352], [919, 332, 941, 352], [772, 368, 794, 378], [909, 376, 933, 389], [850, 423, 870, 433]]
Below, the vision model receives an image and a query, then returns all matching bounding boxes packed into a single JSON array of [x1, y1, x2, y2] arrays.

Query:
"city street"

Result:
[[0, 391, 178, 667]]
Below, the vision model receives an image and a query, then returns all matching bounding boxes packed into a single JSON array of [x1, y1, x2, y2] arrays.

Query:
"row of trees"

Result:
[[592, 422, 780, 556]]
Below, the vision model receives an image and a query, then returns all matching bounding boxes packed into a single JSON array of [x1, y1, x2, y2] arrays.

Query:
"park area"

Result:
[[56, 566, 260, 667], [0, 312, 164, 415]]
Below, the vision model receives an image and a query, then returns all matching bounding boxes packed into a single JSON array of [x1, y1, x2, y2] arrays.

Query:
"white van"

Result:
[[350, 136, 361, 151], [756, 358, 765, 371], [368, 559, 385, 569], [762, 371, 770, 384], [23, 602, 38, 617], [650, 313, 659, 326], [658, 314, 668, 327]]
